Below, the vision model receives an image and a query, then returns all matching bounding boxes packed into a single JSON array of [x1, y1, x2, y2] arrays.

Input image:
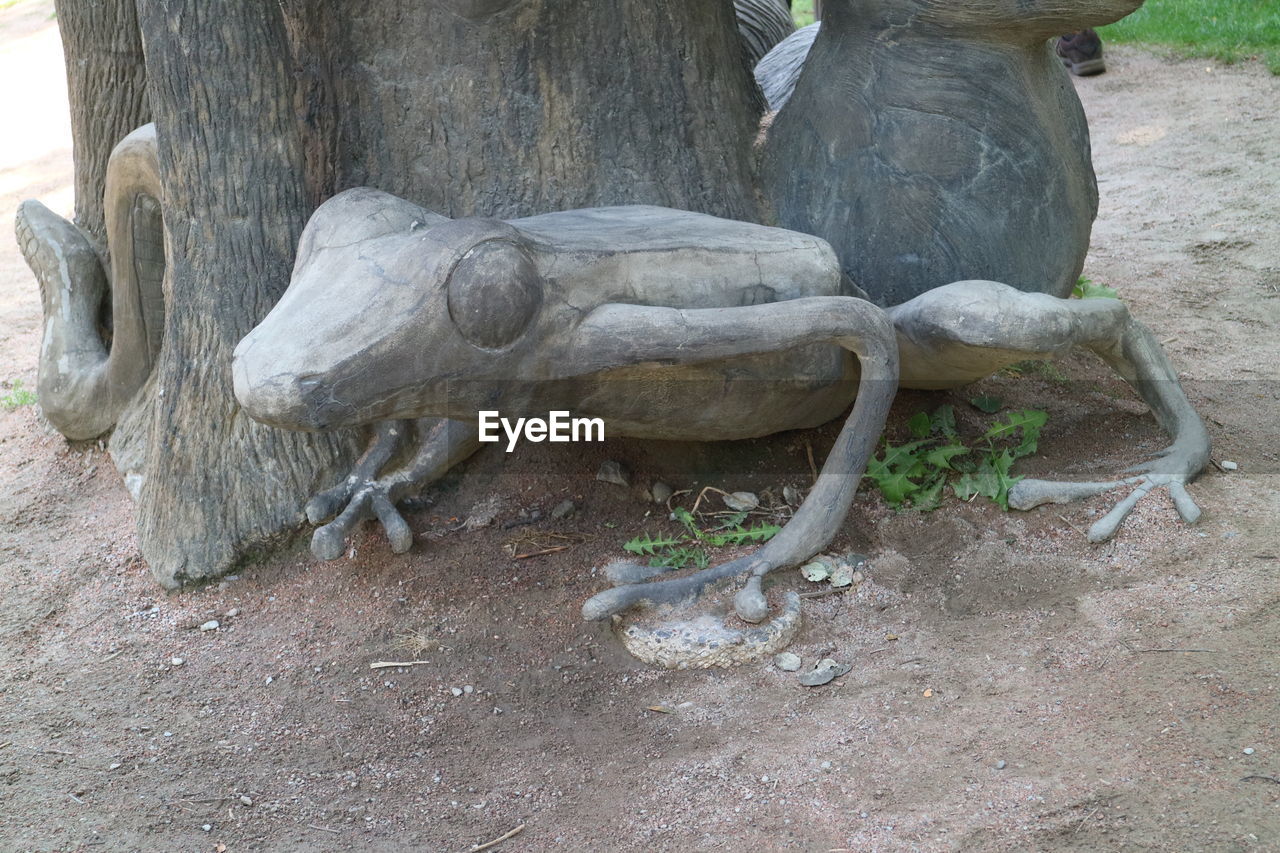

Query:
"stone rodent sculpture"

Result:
[[757, 1, 1149, 307], [734, 0, 796, 69]]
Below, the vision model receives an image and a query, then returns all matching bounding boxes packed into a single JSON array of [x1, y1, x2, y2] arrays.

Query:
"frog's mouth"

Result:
[[232, 337, 331, 430]]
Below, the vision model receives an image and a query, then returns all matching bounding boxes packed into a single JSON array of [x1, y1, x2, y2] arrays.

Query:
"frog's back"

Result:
[[514, 205, 851, 309]]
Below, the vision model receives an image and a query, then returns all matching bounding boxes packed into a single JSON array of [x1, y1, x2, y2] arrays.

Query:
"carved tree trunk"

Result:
[[281, 1, 764, 221], [53, 0, 149, 247], [132, 0, 359, 586], [116, 0, 762, 586]]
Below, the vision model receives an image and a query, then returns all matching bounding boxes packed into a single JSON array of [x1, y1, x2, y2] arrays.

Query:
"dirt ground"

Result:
[[1, 2, 1277, 850]]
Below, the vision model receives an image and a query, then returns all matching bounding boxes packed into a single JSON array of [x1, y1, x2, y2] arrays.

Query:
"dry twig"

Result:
[[467, 824, 526, 852], [503, 532, 585, 560]]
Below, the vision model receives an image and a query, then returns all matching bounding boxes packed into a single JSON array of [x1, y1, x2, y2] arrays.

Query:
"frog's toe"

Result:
[[310, 490, 373, 560], [1010, 472, 1201, 543], [312, 521, 350, 561], [1007, 478, 1128, 511], [372, 492, 413, 554], [605, 559, 673, 585], [733, 575, 769, 623], [306, 481, 356, 524], [1167, 480, 1201, 524], [583, 553, 761, 620]]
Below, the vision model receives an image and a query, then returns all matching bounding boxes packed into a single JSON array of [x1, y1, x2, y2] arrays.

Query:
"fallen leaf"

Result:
[[800, 560, 831, 582], [886, 634, 898, 641], [970, 395, 1003, 413], [646, 705, 674, 714], [923, 688, 933, 698], [829, 563, 862, 588]]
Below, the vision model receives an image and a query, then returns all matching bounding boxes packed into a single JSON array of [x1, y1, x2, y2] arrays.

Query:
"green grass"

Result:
[[792, 0, 816, 28], [792, 0, 1279, 73], [1099, 0, 1280, 74], [1, 380, 37, 409]]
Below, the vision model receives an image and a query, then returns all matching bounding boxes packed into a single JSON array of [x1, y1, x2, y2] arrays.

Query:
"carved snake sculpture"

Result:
[[14, 123, 164, 440]]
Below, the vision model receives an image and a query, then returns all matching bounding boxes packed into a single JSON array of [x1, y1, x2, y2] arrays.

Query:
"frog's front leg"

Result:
[[308, 418, 481, 560], [889, 280, 1210, 541], [576, 296, 899, 622]]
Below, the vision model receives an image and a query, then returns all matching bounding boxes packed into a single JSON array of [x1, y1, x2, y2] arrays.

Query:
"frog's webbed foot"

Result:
[[891, 280, 1211, 540], [308, 418, 481, 560], [1009, 472, 1200, 543]]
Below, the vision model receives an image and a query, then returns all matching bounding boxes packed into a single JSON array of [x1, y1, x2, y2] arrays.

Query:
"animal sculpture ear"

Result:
[[446, 237, 542, 350]]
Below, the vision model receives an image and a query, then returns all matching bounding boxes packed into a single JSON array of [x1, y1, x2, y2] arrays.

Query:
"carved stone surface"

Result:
[[758, 1, 1148, 307], [13, 123, 164, 440], [734, 0, 795, 69], [234, 189, 900, 622], [234, 183, 1209, 634]]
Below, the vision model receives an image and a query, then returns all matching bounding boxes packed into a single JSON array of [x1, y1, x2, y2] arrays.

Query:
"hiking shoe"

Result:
[[1056, 29, 1106, 76]]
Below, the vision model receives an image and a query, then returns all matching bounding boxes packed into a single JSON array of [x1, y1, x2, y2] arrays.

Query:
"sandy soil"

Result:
[[1, 2, 1277, 850]]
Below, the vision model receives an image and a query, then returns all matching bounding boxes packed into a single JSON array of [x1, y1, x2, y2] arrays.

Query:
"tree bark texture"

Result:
[[53, 0, 149, 247], [126, 0, 763, 586], [279, 0, 764, 221], [135, 0, 358, 587]]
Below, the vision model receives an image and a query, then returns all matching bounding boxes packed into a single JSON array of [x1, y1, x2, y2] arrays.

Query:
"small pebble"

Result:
[[722, 491, 759, 512], [650, 482, 673, 505], [596, 460, 631, 487], [1243, 747, 1255, 755], [1220, 460, 1238, 470], [225, 608, 240, 618], [450, 687, 463, 697], [550, 499, 576, 520], [995, 760, 1007, 770], [240, 795, 253, 806], [798, 658, 851, 687], [108, 762, 121, 771], [170, 657, 184, 667], [199, 620, 219, 632], [774, 652, 802, 672], [463, 685, 474, 694], [819, 761, 832, 771], [201, 824, 211, 832]]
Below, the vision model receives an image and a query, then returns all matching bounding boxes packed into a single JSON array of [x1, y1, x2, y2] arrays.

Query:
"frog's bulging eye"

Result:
[[446, 239, 542, 350]]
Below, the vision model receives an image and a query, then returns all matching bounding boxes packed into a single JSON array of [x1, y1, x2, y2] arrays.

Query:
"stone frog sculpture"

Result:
[[233, 188, 900, 625], [235, 181, 1208, 632]]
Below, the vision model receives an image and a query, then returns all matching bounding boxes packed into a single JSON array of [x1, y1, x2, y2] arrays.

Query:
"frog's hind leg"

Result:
[[889, 280, 1210, 541], [577, 295, 898, 622]]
